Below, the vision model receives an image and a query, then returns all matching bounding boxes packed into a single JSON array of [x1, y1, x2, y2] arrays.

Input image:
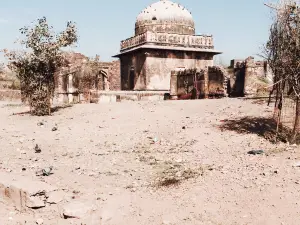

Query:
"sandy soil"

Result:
[[0, 98, 299, 225]]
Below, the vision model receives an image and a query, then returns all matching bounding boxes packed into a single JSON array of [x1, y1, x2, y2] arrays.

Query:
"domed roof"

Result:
[[135, 0, 195, 36]]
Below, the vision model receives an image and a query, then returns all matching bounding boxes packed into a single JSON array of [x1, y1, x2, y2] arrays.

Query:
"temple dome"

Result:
[[135, 0, 195, 36]]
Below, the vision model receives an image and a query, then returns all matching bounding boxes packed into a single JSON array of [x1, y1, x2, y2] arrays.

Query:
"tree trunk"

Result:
[[292, 97, 300, 143]]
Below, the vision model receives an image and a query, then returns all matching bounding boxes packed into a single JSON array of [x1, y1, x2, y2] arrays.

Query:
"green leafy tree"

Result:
[[3, 17, 78, 115]]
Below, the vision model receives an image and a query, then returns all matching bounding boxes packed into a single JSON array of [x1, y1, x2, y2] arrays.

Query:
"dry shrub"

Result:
[[154, 161, 209, 188]]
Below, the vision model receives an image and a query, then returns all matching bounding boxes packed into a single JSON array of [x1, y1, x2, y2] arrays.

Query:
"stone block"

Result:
[[46, 191, 66, 204], [61, 200, 98, 219], [0, 172, 57, 211], [98, 94, 117, 103], [140, 95, 163, 101]]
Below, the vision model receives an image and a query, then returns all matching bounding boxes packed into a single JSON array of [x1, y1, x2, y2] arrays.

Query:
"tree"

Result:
[[3, 17, 78, 115], [264, 0, 300, 142], [0, 63, 4, 74]]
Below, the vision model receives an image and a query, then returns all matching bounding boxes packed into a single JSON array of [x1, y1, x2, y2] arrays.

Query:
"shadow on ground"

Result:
[[219, 117, 299, 144], [11, 104, 73, 116]]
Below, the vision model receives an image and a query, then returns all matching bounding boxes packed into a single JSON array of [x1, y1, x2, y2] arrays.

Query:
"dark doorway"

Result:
[[129, 68, 135, 90]]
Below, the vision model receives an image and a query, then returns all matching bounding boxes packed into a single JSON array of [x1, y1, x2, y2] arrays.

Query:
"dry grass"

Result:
[[154, 161, 211, 188]]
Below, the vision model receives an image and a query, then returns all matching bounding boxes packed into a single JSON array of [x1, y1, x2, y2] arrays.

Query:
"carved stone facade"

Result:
[[114, 0, 221, 92], [121, 31, 214, 51]]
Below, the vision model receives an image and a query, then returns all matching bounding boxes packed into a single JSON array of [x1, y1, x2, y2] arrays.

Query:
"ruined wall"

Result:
[[120, 49, 214, 91], [108, 60, 121, 91], [208, 67, 225, 94], [229, 57, 273, 97], [170, 66, 228, 99]]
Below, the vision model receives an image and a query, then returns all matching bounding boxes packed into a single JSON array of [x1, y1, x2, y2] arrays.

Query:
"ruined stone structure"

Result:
[[114, 0, 222, 93], [54, 53, 120, 104], [229, 56, 273, 97], [170, 67, 229, 100]]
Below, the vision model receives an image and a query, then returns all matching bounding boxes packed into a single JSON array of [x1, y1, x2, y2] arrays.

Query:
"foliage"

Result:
[[0, 62, 4, 74], [9, 79, 21, 90], [3, 17, 78, 116], [75, 55, 105, 102], [264, 0, 300, 142]]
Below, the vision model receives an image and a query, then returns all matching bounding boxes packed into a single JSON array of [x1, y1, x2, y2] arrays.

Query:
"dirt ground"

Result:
[[0, 98, 299, 225]]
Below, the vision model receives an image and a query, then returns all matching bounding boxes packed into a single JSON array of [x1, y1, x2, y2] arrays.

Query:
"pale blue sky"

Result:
[[0, 0, 273, 64]]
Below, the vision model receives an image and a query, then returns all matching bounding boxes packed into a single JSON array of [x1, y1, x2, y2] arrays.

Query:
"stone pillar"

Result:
[[56, 73, 64, 104], [204, 69, 209, 99], [68, 74, 74, 103], [244, 57, 255, 96], [170, 71, 178, 100], [104, 77, 110, 91]]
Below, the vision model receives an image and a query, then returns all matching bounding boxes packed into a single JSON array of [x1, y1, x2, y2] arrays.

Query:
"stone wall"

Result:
[[120, 49, 214, 91], [0, 90, 21, 101], [170, 66, 228, 99], [108, 61, 121, 91], [55, 53, 121, 104], [229, 56, 273, 97]]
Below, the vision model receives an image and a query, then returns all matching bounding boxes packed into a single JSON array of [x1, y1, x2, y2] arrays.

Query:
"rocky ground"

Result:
[[0, 98, 299, 225]]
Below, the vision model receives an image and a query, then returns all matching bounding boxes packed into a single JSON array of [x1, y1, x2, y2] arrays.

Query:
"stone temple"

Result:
[[114, 0, 223, 94]]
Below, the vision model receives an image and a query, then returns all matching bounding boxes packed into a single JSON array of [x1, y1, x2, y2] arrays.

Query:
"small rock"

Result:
[[182, 126, 186, 130], [34, 144, 41, 153], [248, 150, 264, 155], [130, 188, 137, 192], [37, 122, 44, 126], [36, 166, 53, 177], [36, 218, 44, 225], [52, 127, 58, 132], [26, 196, 46, 209], [20, 150, 26, 155]]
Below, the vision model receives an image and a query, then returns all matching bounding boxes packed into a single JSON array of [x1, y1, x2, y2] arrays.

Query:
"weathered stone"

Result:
[[0, 172, 57, 211], [26, 196, 46, 209], [36, 218, 44, 225], [62, 201, 96, 219], [47, 191, 65, 204]]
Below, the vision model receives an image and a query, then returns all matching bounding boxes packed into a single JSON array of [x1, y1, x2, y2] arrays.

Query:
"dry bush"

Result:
[[264, 0, 300, 142], [154, 161, 209, 188]]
